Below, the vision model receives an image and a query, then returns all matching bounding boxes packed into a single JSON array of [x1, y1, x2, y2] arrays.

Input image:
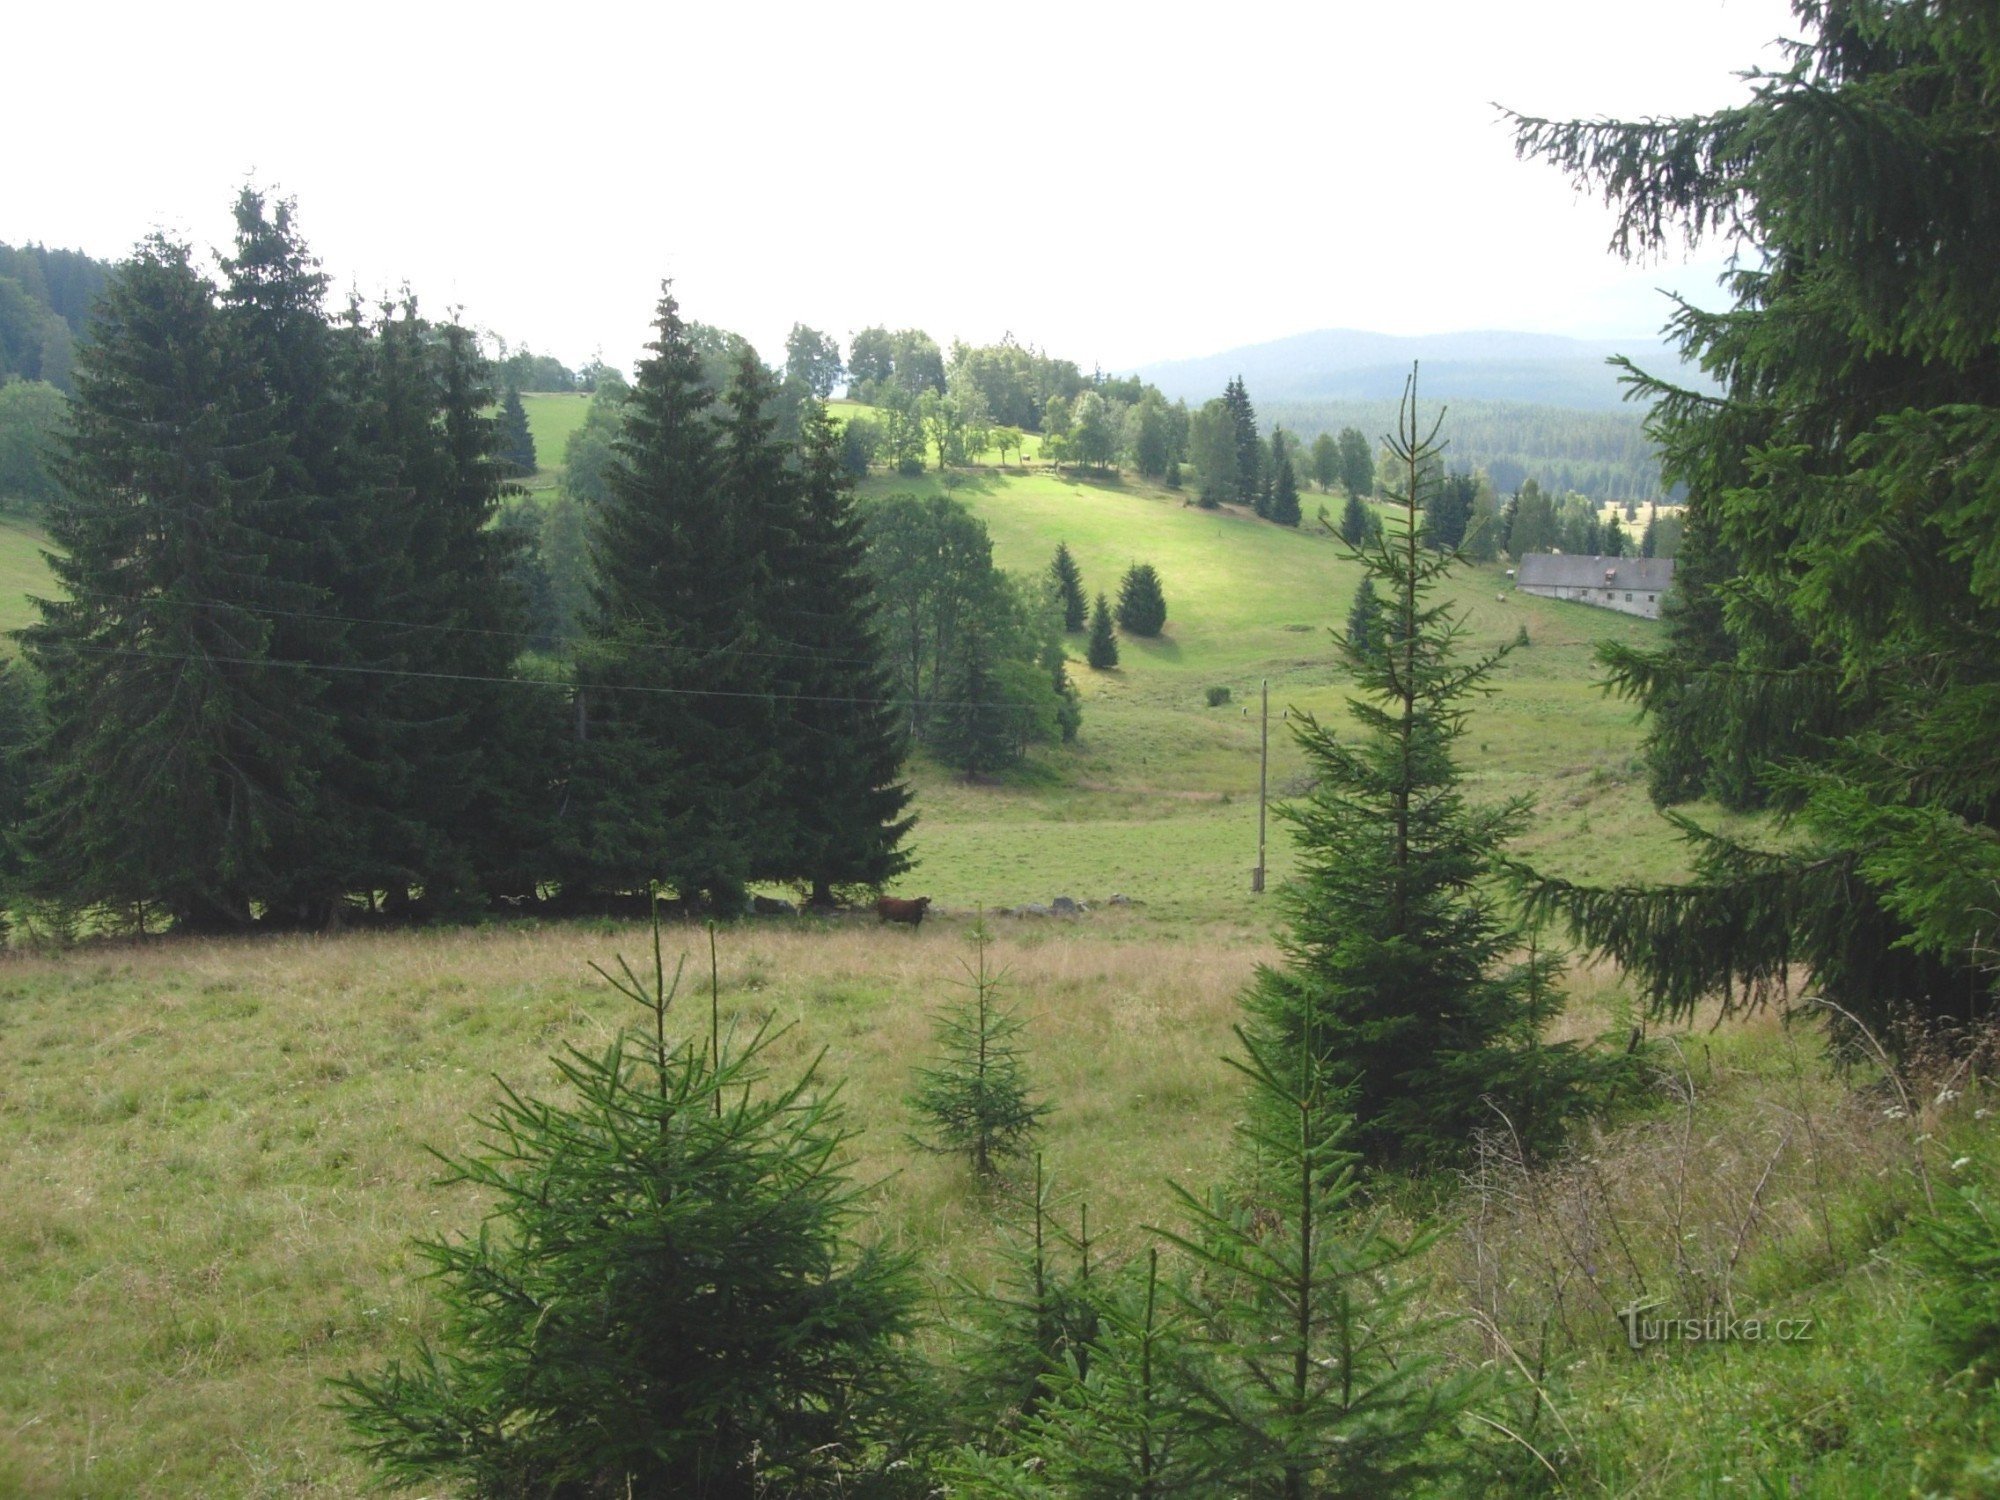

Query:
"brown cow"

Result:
[[875, 895, 932, 928]]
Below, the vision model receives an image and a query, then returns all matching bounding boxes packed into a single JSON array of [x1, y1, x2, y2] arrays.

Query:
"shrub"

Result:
[[1205, 685, 1232, 708]]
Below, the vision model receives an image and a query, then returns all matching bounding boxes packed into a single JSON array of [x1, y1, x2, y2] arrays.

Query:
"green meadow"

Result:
[[516, 391, 590, 494], [855, 461, 1724, 923], [14, 449, 1976, 1500], [0, 513, 52, 642]]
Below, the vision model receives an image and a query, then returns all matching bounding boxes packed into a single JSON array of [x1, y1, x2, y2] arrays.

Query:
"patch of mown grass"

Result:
[[516, 391, 590, 494], [0, 512, 54, 641]]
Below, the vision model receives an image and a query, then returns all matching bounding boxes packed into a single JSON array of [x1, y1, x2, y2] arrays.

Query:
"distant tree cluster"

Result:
[[1498, 479, 1633, 559], [0, 241, 113, 393], [866, 496, 1080, 776], [9, 193, 918, 925]]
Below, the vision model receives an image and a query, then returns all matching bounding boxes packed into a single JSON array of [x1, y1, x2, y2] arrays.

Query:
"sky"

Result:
[[5, 0, 1800, 376]]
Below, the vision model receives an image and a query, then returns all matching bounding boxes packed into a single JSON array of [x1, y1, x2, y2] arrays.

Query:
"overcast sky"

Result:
[[7, 0, 1798, 375]]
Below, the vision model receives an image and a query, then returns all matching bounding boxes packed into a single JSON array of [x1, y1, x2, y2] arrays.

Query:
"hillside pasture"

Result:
[[516, 391, 590, 494]]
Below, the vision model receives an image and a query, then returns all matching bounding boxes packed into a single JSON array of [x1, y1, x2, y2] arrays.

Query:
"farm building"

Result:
[[1514, 553, 1676, 619]]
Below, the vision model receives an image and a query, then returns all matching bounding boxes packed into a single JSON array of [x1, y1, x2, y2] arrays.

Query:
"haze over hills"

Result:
[[1136, 327, 1706, 412]]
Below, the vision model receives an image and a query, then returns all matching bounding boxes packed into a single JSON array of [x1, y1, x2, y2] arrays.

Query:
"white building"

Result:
[[1514, 554, 1675, 619]]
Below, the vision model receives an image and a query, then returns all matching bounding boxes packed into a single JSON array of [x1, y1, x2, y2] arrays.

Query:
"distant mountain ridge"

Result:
[[1136, 327, 1703, 413]]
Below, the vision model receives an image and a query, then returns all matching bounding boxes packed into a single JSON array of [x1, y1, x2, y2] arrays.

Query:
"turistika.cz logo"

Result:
[[1617, 1298, 1816, 1351]]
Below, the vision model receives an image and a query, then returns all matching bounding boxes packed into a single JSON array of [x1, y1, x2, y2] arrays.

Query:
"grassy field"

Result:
[[0, 512, 53, 641], [17, 431, 1979, 1496], [856, 463, 1735, 923], [517, 391, 591, 495], [2, 915, 1992, 1495]]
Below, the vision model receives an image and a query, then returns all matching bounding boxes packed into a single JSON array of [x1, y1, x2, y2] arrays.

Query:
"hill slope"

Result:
[[1136, 326, 1706, 410]]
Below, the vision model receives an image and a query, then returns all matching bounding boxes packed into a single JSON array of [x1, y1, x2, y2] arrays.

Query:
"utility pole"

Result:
[[1253, 677, 1268, 893]]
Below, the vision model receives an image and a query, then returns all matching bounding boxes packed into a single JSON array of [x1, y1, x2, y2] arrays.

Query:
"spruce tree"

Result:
[[934, 621, 1015, 780], [335, 913, 926, 1497], [23, 236, 311, 926], [1049, 541, 1087, 632], [219, 188, 408, 923], [774, 401, 915, 907], [1241, 373, 1601, 1168], [910, 921, 1049, 1178], [1512, 0, 2000, 1046], [1222, 376, 1260, 506], [994, 1247, 1196, 1497], [573, 291, 775, 910], [1115, 564, 1167, 638], [1269, 452, 1302, 527], [1339, 490, 1369, 546], [1086, 593, 1119, 670], [497, 383, 536, 475], [571, 285, 718, 896], [1158, 1027, 1486, 1494], [1344, 574, 1380, 662]]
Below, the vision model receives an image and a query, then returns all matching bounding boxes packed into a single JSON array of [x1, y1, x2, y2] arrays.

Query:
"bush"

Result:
[[1205, 685, 1232, 707]]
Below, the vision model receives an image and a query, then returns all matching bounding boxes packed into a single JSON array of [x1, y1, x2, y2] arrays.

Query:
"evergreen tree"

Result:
[[1425, 469, 1477, 552], [1336, 425, 1374, 498], [1222, 376, 1260, 505], [22, 236, 311, 927], [991, 1247, 1197, 1497], [1163, 457, 1182, 492], [1241, 374, 1603, 1168], [1310, 430, 1340, 492], [934, 621, 1016, 779], [1339, 490, 1369, 546], [775, 401, 916, 907], [909, 921, 1049, 1178], [335, 914, 926, 1497], [1512, 0, 2000, 1046], [1268, 452, 1302, 527], [218, 189, 391, 923], [1086, 593, 1119, 669], [1115, 564, 1167, 638], [1344, 574, 1380, 662], [1049, 541, 1087, 632], [497, 384, 536, 475], [575, 285, 773, 908], [1158, 1027, 1487, 1495]]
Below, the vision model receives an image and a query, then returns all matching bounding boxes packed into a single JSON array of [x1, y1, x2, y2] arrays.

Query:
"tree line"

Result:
[[2, 191, 933, 929]]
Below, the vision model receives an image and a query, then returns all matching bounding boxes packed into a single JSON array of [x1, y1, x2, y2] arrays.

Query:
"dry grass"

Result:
[[0, 914, 1266, 1496], [5, 915, 1989, 1495]]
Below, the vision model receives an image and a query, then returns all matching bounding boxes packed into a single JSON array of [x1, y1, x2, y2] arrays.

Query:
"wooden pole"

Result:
[[1254, 677, 1268, 893]]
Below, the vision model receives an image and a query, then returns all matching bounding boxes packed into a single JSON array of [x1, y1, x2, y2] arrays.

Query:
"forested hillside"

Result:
[[0, 242, 114, 392]]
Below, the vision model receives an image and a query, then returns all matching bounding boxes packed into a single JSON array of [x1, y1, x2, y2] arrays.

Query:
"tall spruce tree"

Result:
[[1049, 542, 1087, 632], [1339, 490, 1369, 546], [1512, 0, 2000, 1047], [220, 188, 407, 924], [497, 384, 536, 475], [1269, 451, 1302, 527], [571, 285, 751, 904], [775, 400, 915, 906], [22, 236, 312, 926], [1086, 593, 1119, 670], [1241, 373, 1601, 1168], [1222, 376, 1260, 506]]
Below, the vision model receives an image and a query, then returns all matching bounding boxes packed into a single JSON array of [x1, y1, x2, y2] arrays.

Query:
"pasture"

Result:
[[11, 448, 1966, 1497], [516, 391, 590, 494], [0, 513, 53, 641]]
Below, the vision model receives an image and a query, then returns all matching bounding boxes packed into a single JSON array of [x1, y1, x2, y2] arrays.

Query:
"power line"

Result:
[[37, 639, 1049, 715], [44, 585, 893, 672]]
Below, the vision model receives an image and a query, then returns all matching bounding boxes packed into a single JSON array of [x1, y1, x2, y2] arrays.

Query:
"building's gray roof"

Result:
[[1516, 554, 1676, 591]]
